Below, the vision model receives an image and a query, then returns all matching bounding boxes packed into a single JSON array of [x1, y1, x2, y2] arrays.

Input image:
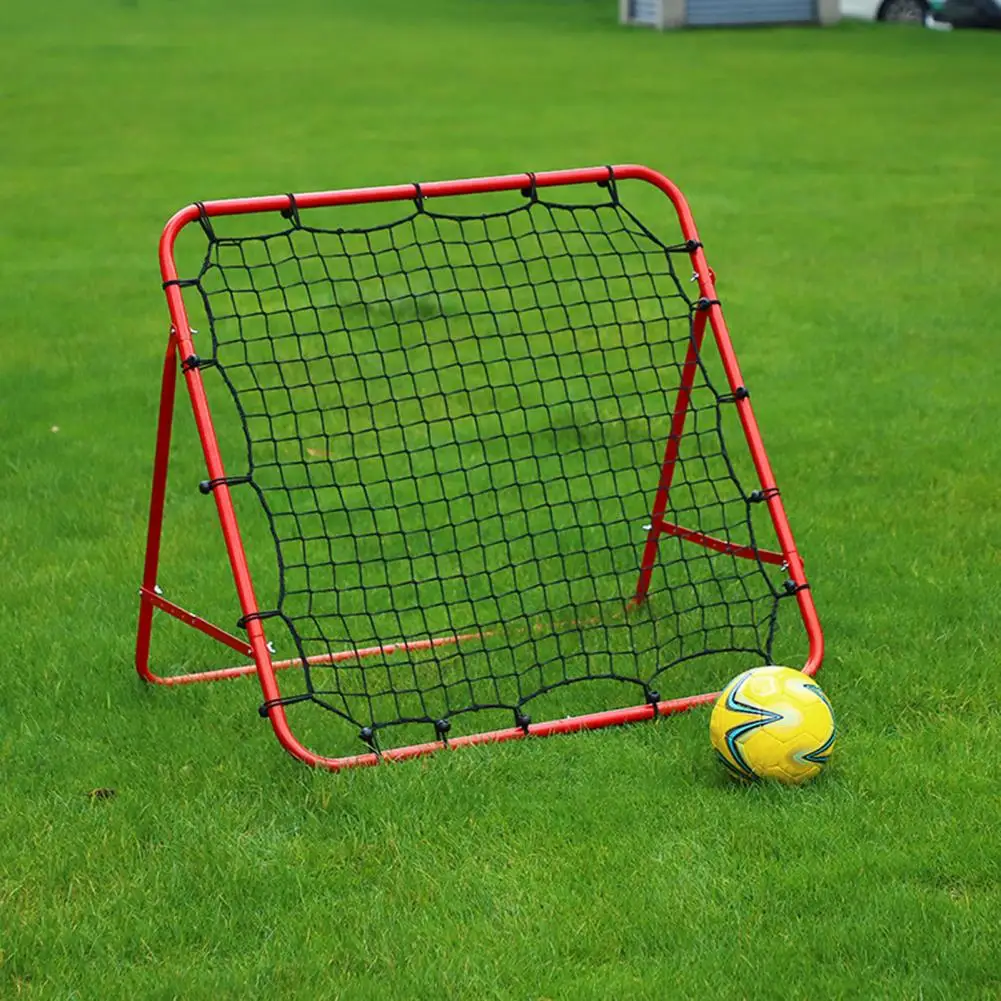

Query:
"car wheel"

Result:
[[878, 0, 928, 19]]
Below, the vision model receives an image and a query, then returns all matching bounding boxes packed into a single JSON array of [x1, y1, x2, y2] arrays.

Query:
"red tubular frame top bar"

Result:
[[160, 166, 697, 280], [148, 164, 824, 771]]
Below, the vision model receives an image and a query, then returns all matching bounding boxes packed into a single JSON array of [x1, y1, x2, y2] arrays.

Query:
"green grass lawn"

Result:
[[2, 1, 1001, 997]]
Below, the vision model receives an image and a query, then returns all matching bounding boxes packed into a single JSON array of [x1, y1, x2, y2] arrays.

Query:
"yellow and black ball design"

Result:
[[710, 665, 836, 785]]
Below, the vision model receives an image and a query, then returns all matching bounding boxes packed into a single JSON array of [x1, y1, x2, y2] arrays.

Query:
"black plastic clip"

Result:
[[749, 487, 780, 504], [434, 718, 451, 745], [280, 192, 300, 226], [666, 239, 704, 255], [647, 690, 662, 719], [199, 475, 252, 495], [181, 354, 217, 374], [720, 386, 750, 404], [520, 172, 538, 202], [413, 182, 425, 213], [695, 296, 722, 312], [514, 711, 531, 735], [237, 609, 282, 631], [783, 580, 810, 596], [359, 726, 380, 752]]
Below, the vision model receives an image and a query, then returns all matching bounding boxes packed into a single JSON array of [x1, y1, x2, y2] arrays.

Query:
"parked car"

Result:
[[932, 0, 1001, 26], [840, 0, 928, 20], [841, 0, 1001, 24]]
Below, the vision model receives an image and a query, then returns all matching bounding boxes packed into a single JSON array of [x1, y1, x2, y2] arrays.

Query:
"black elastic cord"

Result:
[[237, 609, 282, 631], [195, 202, 216, 242], [258, 692, 313, 718], [598, 165, 619, 204], [647, 690, 662, 719], [280, 193, 300, 226], [719, 386, 750, 404], [413, 183, 425, 213], [180, 353, 216, 373], [521, 172, 538, 202], [199, 475, 252, 495], [180, 354, 218, 374], [162, 278, 199, 291], [665, 239, 703, 254], [434, 718, 451, 746]]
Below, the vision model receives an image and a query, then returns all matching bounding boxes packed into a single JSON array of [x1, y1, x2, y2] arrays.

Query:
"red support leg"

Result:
[[134, 330, 260, 684], [136, 331, 181, 683], [633, 308, 710, 605]]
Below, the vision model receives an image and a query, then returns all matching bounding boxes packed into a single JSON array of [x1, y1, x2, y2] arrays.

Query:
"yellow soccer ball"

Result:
[[709, 666, 836, 785]]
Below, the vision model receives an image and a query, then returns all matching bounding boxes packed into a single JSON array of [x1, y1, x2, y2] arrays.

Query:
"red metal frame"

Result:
[[136, 164, 824, 771]]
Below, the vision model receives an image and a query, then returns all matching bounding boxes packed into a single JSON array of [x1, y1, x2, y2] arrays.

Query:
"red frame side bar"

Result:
[[139, 163, 824, 771]]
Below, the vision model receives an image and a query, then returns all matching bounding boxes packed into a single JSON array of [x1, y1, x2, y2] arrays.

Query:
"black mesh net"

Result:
[[179, 179, 798, 754]]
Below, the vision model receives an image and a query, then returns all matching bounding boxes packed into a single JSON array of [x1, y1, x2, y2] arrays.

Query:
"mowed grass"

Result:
[[1, 1, 1000, 997]]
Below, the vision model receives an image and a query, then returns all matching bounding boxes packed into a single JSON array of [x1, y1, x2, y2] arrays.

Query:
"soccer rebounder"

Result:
[[134, 164, 826, 773]]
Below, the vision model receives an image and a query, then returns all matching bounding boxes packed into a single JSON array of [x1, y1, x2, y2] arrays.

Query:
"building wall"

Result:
[[618, 0, 685, 28], [620, 0, 840, 26], [817, 0, 841, 23]]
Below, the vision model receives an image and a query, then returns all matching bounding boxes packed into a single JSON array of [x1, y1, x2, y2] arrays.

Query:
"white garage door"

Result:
[[686, 0, 816, 24]]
